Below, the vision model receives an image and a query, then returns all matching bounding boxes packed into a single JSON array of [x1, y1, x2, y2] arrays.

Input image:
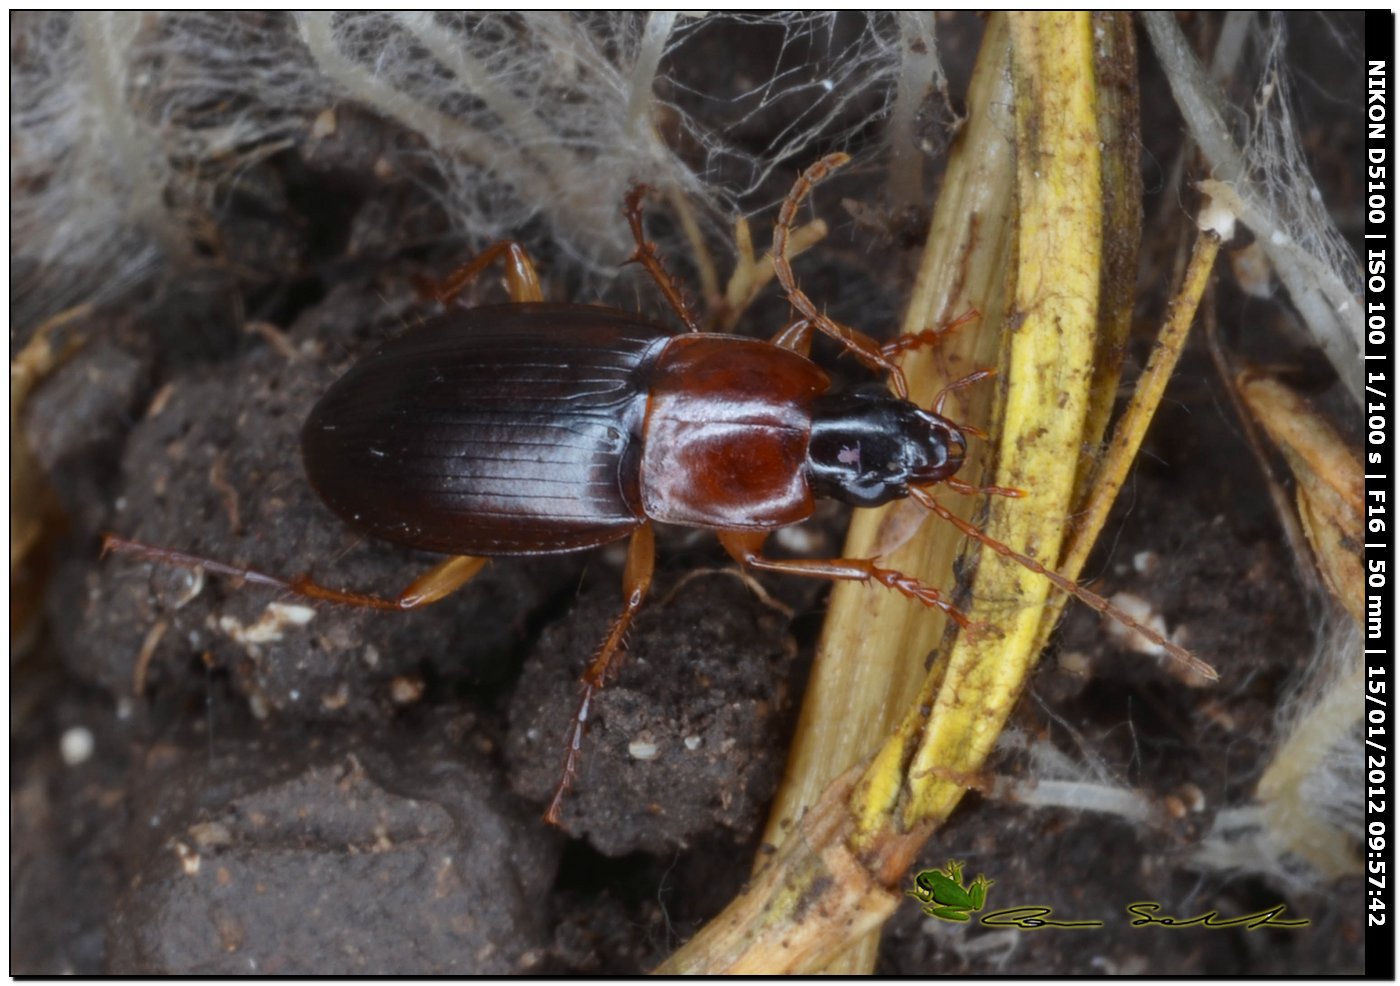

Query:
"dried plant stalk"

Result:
[[873, 8, 1106, 838], [1035, 225, 1222, 664], [1195, 374, 1363, 883], [659, 12, 1140, 973], [1237, 373, 1364, 625], [1142, 12, 1362, 406], [750, 13, 1017, 974], [11, 305, 90, 648]]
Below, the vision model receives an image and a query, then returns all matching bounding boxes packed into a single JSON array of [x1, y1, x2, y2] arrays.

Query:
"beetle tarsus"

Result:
[[545, 682, 593, 826], [102, 533, 482, 612], [945, 477, 1025, 499], [868, 565, 975, 629], [879, 307, 982, 361], [543, 523, 655, 825]]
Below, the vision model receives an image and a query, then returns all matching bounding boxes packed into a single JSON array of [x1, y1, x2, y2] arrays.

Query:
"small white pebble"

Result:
[[1058, 650, 1092, 677], [1176, 782, 1206, 813], [310, 107, 337, 139], [1131, 550, 1158, 575], [188, 820, 232, 849], [219, 602, 315, 644], [172, 840, 201, 876], [247, 693, 271, 720], [628, 739, 660, 761], [390, 676, 425, 705], [59, 726, 95, 766], [683, 735, 702, 751]]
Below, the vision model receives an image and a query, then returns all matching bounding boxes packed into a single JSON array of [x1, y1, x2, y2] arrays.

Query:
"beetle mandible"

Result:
[[104, 153, 1209, 823]]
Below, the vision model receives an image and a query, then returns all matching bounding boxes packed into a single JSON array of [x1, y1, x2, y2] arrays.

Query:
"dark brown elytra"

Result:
[[103, 153, 1212, 825]]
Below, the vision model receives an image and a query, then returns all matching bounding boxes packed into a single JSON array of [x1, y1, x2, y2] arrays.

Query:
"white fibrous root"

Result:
[[13, 13, 938, 326], [988, 727, 1158, 828], [1144, 12, 1363, 406], [1195, 618, 1363, 885]]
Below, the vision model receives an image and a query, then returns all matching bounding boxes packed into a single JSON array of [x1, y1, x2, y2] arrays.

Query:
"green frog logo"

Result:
[[909, 860, 993, 922]]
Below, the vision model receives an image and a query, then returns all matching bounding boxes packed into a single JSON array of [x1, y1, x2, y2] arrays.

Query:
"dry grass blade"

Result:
[[1034, 221, 1222, 668], [11, 306, 92, 571], [879, 8, 1105, 836], [740, 12, 1018, 975], [1237, 372, 1364, 626], [12, 305, 91, 647], [657, 12, 1152, 973]]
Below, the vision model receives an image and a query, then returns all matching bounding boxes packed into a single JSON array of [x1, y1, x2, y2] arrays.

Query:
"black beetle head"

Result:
[[806, 385, 966, 507]]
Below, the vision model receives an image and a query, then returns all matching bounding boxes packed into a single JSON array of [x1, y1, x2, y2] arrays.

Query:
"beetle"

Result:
[[104, 153, 1210, 823]]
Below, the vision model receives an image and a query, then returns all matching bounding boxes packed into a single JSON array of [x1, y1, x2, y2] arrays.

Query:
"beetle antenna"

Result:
[[907, 488, 1218, 682], [772, 153, 848, 335], [772, 152, 910, 397]]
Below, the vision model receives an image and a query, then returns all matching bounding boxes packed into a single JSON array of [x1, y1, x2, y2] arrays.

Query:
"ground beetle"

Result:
[[105, 154, 1205, 822]]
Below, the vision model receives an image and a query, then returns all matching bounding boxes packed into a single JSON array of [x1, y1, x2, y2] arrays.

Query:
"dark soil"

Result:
[[11, 12, 1363, 976]]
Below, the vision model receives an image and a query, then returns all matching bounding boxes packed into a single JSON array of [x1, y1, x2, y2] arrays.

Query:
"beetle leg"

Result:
[[772, 153, 910, 398], [769, 317, 815, 356], [546, 522, 655, 825], [622, 184, 701, 333], [906, 487, 1219, 682], [715, 530, 976, 630], [944, 476, 1025, 499], [395, 555, 491, 606], [421, 240, 544, 306], [879, 308, 982, 361], [932, 367, 997, 416], [101, 534, 486, 610]]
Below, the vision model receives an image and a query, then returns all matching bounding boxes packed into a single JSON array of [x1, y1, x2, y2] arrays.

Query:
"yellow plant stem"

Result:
[[657, 12, 1122, 974], [878, 9, 1104, 835], [761, 9, 1015, 857], [755, 14, 1018, 974], [1054, 228, 1222, 609]]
